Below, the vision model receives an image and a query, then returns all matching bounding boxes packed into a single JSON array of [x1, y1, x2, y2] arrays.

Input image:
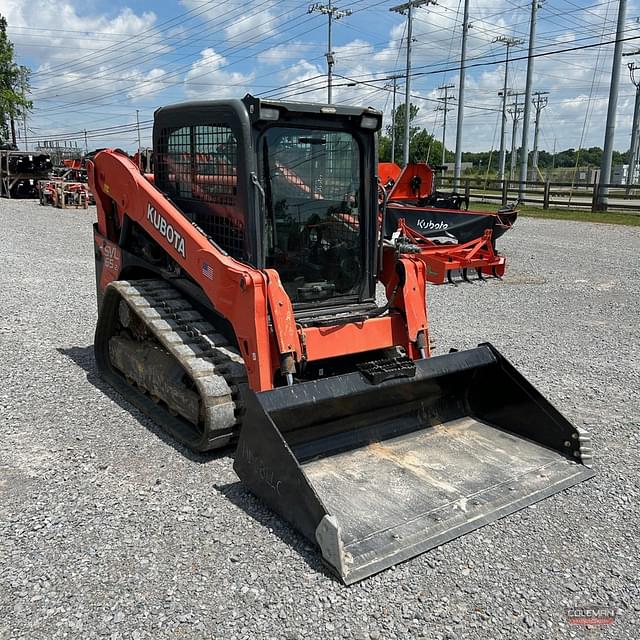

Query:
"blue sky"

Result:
[[3, 0, 640, 154]]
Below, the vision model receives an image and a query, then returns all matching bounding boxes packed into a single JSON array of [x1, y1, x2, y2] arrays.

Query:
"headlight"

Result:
[[260, 107, 280, 121], [361, 115, 379, 129]]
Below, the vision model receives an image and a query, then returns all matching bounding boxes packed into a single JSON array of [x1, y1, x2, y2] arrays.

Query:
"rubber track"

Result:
[[99, 279, 247, 451]]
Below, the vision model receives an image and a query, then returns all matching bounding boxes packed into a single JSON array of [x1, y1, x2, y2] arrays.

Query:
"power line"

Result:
[[28, 6, 636, 115], [19, 0, 640, 155], [30, 0, 381, 108], [32, 1, 299, 101]]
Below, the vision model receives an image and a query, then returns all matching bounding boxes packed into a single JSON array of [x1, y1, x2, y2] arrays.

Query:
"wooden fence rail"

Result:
[[435, 176, 640, 213]]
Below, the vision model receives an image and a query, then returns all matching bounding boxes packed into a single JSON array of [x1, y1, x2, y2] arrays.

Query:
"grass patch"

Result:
[[469, 200, 640, 226]]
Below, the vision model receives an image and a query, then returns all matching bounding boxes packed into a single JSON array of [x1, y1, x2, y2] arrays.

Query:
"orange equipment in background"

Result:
[[379, 162, 517, 283]]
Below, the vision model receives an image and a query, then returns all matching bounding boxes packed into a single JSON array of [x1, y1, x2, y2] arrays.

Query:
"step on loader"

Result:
[[88, 95, 594, 584]]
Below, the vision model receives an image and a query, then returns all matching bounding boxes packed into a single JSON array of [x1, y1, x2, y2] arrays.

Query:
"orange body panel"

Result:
[[89, 151, 274, 390], [94, 233, 122, 290], [264, 268, 303, 360], [89, 150, 431, 392], [303, 314, 412, 361]]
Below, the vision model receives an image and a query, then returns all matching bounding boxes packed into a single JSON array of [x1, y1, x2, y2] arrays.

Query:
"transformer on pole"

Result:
[[531, 91, 549, 178], [494, 36, 524, 182], [623, 53, 640, 186], [437, 84, 455, 166], [308, 1, 352, 104]]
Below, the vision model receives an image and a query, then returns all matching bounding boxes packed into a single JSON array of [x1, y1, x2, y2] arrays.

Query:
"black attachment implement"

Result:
[[234, 343, 594, 584]]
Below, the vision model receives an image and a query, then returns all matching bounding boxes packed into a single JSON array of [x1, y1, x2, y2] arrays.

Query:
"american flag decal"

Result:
[[202, 262, 214, 280]]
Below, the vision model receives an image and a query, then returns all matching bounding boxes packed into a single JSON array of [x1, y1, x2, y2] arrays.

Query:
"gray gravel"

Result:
[[1, 198, 639, 640]]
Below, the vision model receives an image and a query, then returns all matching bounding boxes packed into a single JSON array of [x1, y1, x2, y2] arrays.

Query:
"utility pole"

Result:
[[19, 69, 28, 151], [84, 129, 88, 154], [136, 109, 142, 169], [136, 110, 142, 151], [597, 0, 627, 209], [495, 36, 523, 182], [518, 0, 540, 201], [308, 2, 352, 104], [623, 53, 640, 185], [627, 63, 640, 185], [453, 0, 470, 186], [390, 0, 436, 167], [437, 84, 455, 166], [507, 95, 525, 181], [22, 115, 27, 151], [385, 74, 403, 164], [531, 91, 549, 177]]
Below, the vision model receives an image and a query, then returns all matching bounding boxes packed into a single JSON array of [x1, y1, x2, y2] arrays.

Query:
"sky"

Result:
[[3, 0, 640, 154]]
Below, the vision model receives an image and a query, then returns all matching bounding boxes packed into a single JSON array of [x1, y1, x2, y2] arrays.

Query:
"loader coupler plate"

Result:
[[233, 344, 594, 584]]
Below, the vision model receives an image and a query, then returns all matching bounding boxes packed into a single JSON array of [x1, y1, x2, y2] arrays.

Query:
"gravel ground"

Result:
[[1, 198, 639, 640]]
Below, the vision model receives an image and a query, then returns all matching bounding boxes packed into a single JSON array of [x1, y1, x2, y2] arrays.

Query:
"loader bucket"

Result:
[[233, 344, 594, 584]]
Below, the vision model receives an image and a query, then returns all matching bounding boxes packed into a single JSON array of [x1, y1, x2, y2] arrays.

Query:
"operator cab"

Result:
[[153, 95, 382, 311]]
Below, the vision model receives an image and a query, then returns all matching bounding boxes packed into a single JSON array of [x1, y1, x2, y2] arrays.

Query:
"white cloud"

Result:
[[2, 2, 165, 70], [125, 68, 167, 100], [0, 0, 176, 149], [225, 7, 278, 42], [179, 0, 279, 42], [184, 48, 254, 99], [259, 43, 313, 66], [273, 59, 326, 102], [1, 0, 172, 110]]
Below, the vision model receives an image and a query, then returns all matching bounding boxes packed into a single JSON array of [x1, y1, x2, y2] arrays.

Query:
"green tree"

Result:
[[410, 129, 433, 163], [386, 102, 419, 162], [378, 134, 392, 162], [380, 102, 454, 165], [460, 150, 498, 173], [409, 129, 453, 164], [537, 150, 553, 169], [0, 16, 31, 145]]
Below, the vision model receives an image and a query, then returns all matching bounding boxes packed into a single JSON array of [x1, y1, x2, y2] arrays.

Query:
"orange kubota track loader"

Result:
[[89, 95, 593, 584]]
